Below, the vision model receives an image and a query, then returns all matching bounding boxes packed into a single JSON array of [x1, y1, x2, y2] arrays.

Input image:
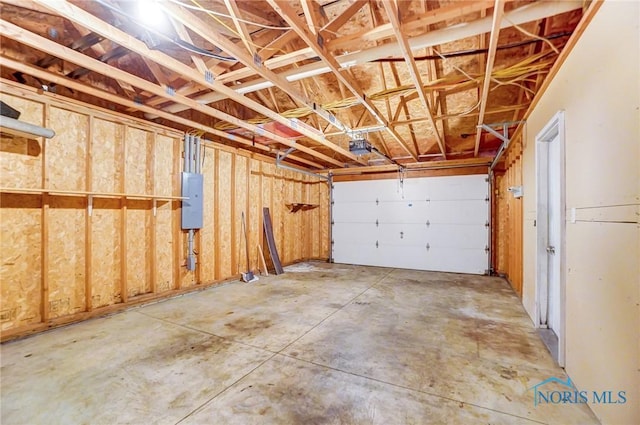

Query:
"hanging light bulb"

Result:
[[137, 0, 169, 29]]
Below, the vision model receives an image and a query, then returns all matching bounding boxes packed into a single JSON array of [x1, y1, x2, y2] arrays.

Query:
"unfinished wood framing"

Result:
[[0, 81, 329, 341]]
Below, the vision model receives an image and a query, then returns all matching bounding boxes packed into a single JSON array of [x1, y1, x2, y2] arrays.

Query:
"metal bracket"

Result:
[[87, 195, 93, 217]]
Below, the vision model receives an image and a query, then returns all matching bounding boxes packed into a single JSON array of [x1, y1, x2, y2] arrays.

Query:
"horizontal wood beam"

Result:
[[324, 156, 492, 175], [0, 61, 322, 170], [0, 19, 343, 167]]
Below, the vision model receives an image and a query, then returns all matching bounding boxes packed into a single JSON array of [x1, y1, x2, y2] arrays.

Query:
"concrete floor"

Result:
[[1, 262, 599, 425]]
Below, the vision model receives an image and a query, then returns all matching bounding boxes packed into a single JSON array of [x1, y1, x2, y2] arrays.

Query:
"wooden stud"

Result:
[[41, 102, 50, 323], [120, 124, 128, 303], [85, 115, 93, 311], [230, 154, 237, 275], [150, 131, 157, 294], [214, 149, 221, 280], [172, 134, 181, 290]]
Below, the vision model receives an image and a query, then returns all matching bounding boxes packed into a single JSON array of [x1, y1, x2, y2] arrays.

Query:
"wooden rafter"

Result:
[[0, 17, 345, 168], [0, 56, 322, 169], [223, 0, 256, 55], [388, 62, 419, 156], [266, 0, 418, 161], [330, 1, 497, 52], [300, 0, 322, 35], [160, 2, 362, 163], [31, 0, 357, 165], [382, 0, 446, 158], [474, 0, 506, 156], [320, 0, 367, 38]]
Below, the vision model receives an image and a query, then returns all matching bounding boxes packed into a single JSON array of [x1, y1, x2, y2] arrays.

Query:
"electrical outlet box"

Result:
[[181, 172, 203, 229], [508, 185, 523, 198]]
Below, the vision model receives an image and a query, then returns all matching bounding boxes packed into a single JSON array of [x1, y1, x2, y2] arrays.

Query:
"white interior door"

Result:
[[536, 111, 566, 365], [332, 174, 489, 274]]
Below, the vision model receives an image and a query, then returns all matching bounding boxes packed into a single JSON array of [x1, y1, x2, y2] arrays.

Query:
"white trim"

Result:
[[535, 110, 566, 367]]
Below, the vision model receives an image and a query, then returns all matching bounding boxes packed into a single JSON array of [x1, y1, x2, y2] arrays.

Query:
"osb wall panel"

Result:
[[125, 200, 152, 298], [154, 201, 174, 293], [47, 107, 87, 191], [234, 155, 248, 275], [199, 147, 215, 283], [48, 197, 86, 318], [92, 118, 122, 194], [0, 93, 43, 188], [217, 150, 233, 278], [1, 81, 329, 340], [0, 194, 42, 330], [154, 133, 175, 293], [91, 198, 121, 308], [248, 158, 262, 272]]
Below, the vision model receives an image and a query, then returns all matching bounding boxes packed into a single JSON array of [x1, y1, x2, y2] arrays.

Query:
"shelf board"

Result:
[[0, 187, 186, 200]]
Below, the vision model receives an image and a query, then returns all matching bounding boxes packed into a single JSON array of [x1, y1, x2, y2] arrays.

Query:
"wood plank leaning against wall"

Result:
[[0, 80, 329, 341]]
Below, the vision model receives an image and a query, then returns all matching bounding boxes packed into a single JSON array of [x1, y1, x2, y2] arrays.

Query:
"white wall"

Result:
[[521, 1, 639, 423]]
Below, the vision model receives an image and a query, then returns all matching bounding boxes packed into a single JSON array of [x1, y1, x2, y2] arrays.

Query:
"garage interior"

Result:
[[0, 0, 638, 424]]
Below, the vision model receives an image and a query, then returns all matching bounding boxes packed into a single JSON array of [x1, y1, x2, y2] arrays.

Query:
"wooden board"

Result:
[[0, 194, 42, 330], [249, 158, 262, 271], [154, 134, 175, 292], [235, 155, 248, 274], [200, 146, 215, 283], [47, 106, 87, 191], [47, 196, 86, 318], [217, 150, 233, 278]]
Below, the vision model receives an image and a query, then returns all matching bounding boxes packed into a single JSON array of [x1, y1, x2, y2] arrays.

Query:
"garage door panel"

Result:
[[332, 174, 489, 275], [427, 224, 487, 249], [428, 200, 488, 224], [376, 245, 429, 270], [428, 175, 488, 200], [333, 202, 378, 222], [378, 223, 429, 245], [425, 248, 487, 274], [377, 201, 429, 223], [333, 242, 381, 267], [332, 222, 377, 244]]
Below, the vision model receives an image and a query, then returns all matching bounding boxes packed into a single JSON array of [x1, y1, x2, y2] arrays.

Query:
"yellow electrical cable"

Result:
[[212, 53, 556, 132]]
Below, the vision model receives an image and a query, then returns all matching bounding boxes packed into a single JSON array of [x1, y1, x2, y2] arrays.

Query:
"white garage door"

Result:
[[332, 174, 489, 274]]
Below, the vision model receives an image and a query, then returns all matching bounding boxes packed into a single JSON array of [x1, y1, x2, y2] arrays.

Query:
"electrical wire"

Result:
[[372, 32, 571, 62], [93, 0, 236, 61], [212, 52, 555, 132], [166, 0, 292, 30]]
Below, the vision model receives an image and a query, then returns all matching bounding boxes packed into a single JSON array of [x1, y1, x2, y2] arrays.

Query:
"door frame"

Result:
[[535, 110, 566, 366]]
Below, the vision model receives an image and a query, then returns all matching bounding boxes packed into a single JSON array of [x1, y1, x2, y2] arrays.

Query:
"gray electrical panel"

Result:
[[181, 172, 203, 229]]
